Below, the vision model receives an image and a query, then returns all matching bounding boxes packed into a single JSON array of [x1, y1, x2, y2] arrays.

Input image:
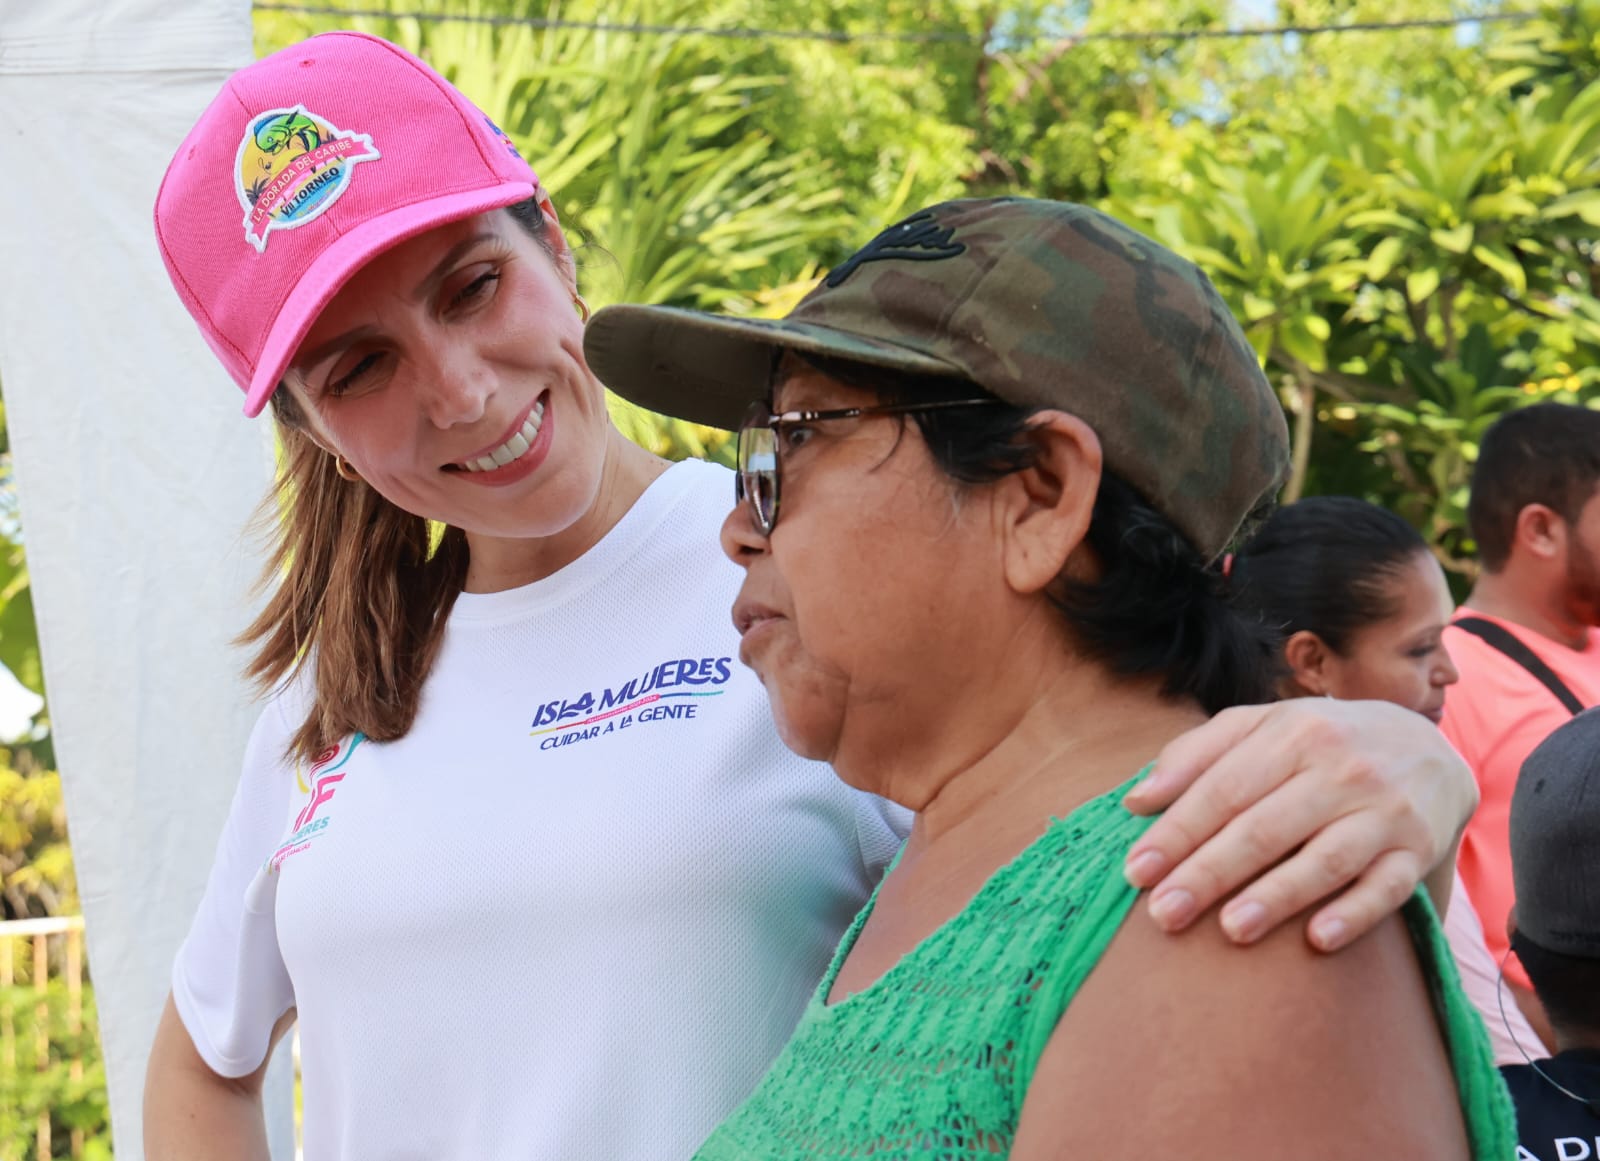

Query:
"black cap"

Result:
[[1511, 707, 1600, 957]]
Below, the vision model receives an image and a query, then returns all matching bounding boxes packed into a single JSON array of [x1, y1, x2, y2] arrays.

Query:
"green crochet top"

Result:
[[694, 774, 1516, 1160]]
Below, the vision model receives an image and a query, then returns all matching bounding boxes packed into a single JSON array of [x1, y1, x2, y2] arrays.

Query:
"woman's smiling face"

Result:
[[284, 208, 616, 541]]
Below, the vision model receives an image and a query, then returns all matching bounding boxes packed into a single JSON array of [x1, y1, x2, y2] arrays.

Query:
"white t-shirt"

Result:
[[173, 460, 910, 1161]]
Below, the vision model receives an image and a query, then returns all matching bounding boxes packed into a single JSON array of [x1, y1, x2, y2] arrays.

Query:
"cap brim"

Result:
[[244, 181, 537, 417], [584, 304, 963, 431]]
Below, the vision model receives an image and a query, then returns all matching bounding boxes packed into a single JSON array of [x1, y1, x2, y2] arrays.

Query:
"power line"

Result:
[[250, 3, 1551, 48]]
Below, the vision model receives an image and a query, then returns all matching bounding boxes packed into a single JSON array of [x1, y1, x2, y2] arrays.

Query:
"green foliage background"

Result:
[[248, 0, 1600, 579], [5, 1, 1600, 1154]]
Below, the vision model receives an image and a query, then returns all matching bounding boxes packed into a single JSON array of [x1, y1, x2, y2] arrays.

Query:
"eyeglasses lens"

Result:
[[739, 424, 778, 532]]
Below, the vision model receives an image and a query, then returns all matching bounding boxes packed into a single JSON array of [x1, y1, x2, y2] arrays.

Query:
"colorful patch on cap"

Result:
[[235, 106, 380, 253], [484, 115, 522, 160]]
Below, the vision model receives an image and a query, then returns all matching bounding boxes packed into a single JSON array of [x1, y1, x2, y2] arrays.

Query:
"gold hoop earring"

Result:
[[573, 293, 591, 323], [334, 455, 361, 483]]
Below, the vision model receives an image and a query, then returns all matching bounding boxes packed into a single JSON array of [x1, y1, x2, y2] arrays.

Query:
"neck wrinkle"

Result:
[[898, 663, 1207, 853]]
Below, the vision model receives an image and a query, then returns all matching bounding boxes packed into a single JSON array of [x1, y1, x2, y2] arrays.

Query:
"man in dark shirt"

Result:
[[1502, 708, 1600, 1160]]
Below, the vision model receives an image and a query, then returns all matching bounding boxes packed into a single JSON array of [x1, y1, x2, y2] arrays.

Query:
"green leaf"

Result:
[[1471, 243, 1528, 295], [1430, 223, 1475, 254], [1466, 191, 1541, 221], [1366, 235, 1407, 282], [1542, 188, 1600, 226], [1344, 210, 1426, 234], [1406, 267, 1443, 303], [1278, 318, 1328, 372], [1241, 292, 1278, 322]]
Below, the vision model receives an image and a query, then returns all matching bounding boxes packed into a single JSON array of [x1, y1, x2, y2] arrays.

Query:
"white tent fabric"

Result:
[[0, 2, 292, 1155]]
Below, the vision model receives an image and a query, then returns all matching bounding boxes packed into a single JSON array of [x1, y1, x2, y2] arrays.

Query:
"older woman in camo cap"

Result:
[[587, 198, 1516, 1159]]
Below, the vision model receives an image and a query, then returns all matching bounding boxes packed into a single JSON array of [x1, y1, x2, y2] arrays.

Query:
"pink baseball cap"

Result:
[[155, 31, 545, 417]]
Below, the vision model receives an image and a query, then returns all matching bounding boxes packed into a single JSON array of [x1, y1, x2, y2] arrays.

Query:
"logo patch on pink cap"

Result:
[[235, 105, 380, 252]]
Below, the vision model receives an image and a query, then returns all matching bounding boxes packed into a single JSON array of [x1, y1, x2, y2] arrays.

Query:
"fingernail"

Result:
[[1149, 888, 1195, 931], [1311, 917, 1347, 951], [1222, 901, 1267, 944], [1124, 848, 1168, 887], [1126, 770, 1167, 801]]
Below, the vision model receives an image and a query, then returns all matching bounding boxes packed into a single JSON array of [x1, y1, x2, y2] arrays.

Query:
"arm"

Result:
[[148, 694, 303, 1158], [1121, 699, 1477, 951], [1010, 899, 1474, 1160], [144, 994, 296, 1161]]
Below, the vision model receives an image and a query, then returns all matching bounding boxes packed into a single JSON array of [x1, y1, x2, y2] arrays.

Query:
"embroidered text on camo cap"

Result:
[[235, 105, 381, 252], [823, 210, 966, 288]]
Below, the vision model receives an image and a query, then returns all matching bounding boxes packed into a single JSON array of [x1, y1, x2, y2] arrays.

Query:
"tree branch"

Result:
[[1270, 347, 1416, 407], [1284, 371, 1316, 504]]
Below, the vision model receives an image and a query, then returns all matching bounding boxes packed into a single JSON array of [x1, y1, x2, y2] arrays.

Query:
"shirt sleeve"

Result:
[[1442, 870, 1541, 1067], [853, 790, 912, 880], [170, 693, 300, 1078]]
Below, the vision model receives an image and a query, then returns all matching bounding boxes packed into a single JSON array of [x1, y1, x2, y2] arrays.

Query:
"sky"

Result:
[[0, 666, 43, 742]]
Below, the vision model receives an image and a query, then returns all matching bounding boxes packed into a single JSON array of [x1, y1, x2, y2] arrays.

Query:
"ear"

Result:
[[277, 381, 342, 460], [1505, 905, 1518, 944], [1513, 503, 1567, 563], [996, 410, 1102, 596], [535, 194, 578, 286], [1282, 630, 1334, 697]]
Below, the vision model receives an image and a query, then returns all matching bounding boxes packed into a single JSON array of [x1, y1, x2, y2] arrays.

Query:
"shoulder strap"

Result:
[[1452, 616, 1586, 715]]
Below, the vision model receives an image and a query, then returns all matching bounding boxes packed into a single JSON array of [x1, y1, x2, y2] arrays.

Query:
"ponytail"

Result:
[[238, 390, 468, 764], [1055, 474, 1278, 715]]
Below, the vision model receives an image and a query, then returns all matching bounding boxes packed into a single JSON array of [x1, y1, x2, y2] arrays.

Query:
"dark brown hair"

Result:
[[1230, 496, 1430, 654], [1469, 402, 1600, 571], [239, 197, 559, 762]]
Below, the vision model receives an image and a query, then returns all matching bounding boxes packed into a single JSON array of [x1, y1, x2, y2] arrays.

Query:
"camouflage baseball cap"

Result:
[[584, 197, 1289, 559]]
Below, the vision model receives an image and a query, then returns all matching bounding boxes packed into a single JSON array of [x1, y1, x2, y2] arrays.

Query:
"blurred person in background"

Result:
[[1500, 707, 1600, 1159], [1442, 403, 1600, 1043], [1231, 495, 1542, 1063]]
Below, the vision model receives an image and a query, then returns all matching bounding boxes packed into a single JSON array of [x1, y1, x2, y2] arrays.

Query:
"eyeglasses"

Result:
[[735, 397, 997, 536]]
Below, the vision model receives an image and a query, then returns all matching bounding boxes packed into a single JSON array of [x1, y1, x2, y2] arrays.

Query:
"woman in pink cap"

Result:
[[146, 32, 1482, 1161]]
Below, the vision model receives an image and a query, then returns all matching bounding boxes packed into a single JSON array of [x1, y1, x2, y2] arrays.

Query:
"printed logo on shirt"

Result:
[[268, 733, 366, 871], [1519, 1140, 1600, 1160], [530, 656, 733, 751]]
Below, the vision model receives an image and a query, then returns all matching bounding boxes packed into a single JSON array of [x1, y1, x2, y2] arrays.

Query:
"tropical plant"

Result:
[[0, 970, 110, 1161], [0, 757, 74, 921], [1108, 45, 1600, 574]]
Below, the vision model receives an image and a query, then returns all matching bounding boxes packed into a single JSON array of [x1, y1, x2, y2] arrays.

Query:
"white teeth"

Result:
[[456, 400, 547, 473]]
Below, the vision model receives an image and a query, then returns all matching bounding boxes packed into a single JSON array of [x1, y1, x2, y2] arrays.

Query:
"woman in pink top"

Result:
[[1231, 495, 1542, 1062]]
